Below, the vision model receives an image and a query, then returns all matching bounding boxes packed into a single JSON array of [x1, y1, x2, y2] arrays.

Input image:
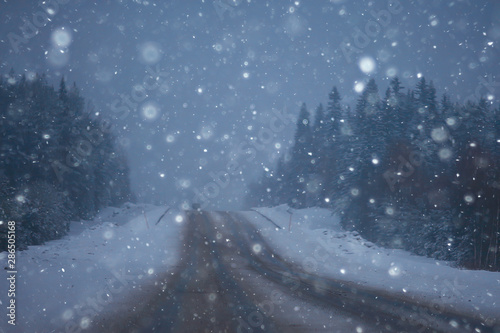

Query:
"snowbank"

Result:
[[0, 203, 184, 333], [244, 205, 500, 325]]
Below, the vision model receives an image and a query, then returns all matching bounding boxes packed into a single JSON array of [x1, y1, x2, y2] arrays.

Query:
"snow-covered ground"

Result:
[[1, 203, 498, 332], [243, 205, 500, 327], [0, 203, 184, 333]]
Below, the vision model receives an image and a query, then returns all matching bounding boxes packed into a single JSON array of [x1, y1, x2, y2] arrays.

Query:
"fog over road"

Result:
[[91, 212, 495, 333]]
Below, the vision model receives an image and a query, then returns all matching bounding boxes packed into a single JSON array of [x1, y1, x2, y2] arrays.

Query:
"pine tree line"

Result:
[[0, 71, 132, 250], [247, 77, 500, 271]]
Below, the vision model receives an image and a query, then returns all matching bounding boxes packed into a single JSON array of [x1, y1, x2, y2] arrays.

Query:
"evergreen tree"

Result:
[[288, 103, 313, 207], [0, 71, 132, 251], [311, 104, 327, 204], [246, 77, 499, 271], [427, 80, 437, 114], [311, 103, 325, 172], [415, 77, 428, 110], [323, 87, 344, 199], [385, 77, 409, 139], [342, 79, 384, 236], [273, 155, 288, 203]]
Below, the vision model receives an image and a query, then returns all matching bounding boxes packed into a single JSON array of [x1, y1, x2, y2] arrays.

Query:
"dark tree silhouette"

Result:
[[247, 76, 499, 271], [0, 71, 133, 250]]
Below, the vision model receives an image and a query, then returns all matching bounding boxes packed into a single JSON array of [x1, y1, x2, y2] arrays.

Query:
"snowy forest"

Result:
[[247, 76, 500, 271], [1, 1, 500, 331], [0, 71, 132, 250]]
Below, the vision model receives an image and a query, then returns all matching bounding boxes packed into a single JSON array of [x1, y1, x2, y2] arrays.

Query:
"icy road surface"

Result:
[[90, 211, 498, 333]]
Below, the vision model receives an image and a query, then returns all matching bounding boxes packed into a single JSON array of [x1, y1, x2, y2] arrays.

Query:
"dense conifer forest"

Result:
[[0, 71, 132, 250], [247, 77, 500, 271]]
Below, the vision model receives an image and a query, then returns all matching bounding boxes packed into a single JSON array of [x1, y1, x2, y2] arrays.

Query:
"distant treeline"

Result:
[[247, 77, 500, 271], [0, 71, 132, 250]]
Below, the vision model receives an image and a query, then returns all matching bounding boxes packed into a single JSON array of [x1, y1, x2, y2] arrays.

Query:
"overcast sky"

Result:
[[1, 0, 499, 209]]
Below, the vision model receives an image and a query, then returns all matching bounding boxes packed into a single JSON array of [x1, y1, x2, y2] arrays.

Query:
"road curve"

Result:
[[89, 211, 499, 333]]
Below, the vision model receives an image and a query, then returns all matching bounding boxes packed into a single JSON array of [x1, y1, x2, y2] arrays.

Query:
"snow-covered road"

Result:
[[89, 210, 499, 332], [1, 204, 498, 332], [91, 210, 366, 332]]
